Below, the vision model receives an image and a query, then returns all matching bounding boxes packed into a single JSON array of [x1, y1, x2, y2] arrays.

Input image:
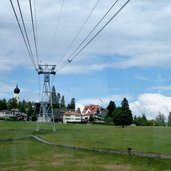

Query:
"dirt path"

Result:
[[30, 135, 171, 159]]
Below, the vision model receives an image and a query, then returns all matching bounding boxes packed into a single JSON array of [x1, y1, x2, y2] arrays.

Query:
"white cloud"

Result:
[[149, 86, 171, 92], [130, 93, 171, 120], [1, 0, 171, 105], [78, 93, 171, 120], [1, 0, 171, 74], [134, 75, 152, 81], [0, 81, 14, 98]]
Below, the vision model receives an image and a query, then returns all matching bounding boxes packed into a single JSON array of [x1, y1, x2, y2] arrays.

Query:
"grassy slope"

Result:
[[36, 124, 171, 154], [1, 121, 171, 171]]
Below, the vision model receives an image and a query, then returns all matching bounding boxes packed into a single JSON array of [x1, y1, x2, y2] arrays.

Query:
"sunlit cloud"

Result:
[[130, 93, 171, 120]]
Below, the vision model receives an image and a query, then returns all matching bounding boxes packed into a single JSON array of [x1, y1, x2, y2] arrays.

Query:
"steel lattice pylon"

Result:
[[36, 64, 56, 131]]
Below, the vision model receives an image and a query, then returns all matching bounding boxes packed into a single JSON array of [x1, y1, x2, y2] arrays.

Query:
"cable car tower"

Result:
[[36, 64, 56, 131]]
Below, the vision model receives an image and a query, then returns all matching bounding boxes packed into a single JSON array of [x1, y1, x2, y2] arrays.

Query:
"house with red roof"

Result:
[[81, 105, 106, 121]]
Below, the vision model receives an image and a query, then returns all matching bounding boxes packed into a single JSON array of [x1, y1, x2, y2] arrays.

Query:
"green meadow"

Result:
[[1, 121, 171, 171]]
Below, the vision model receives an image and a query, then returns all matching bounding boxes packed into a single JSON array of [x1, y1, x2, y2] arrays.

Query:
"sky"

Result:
[[1, 0, 171, 119]]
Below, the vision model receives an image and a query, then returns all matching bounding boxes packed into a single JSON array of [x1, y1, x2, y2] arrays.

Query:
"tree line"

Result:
[[1, 86, 171, 126], [51, 86, 76, 111], [133, 112, 171, 126], [0, 98, 35, 120], [104, 98, 171, 127], [0, 86, 77, 121]]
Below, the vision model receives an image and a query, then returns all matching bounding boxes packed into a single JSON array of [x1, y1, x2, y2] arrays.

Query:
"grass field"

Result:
[[36, 124, 171, 154], [1, 121, 171, 171]]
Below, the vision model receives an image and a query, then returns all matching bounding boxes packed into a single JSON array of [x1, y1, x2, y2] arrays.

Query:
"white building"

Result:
[[63, 111, 81, 124], [0, 110, 13, 118]]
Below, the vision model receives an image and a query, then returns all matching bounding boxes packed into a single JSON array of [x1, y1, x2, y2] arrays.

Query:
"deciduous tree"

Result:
[[133, 114, 148, 126]]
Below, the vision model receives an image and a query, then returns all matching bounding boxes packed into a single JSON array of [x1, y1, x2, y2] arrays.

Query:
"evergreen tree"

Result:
[[51, 86, 61, 108], [133, 115, 137, 125], [106, 101, 116, 118], [27, 102, 35, 117], [57, 93, 61, 108], [168, 112, 171, 126], [76, 107, 81, 113], [120, 98, 133, 127], [66, 98, 76, 111], [19, 100, 26, 113], [70, 98, 75, 110], [105, 101, 116, 125], [113, 98, 133, 127], [113, 107, 123, 126], [67, 104, 71, 109], [8, 98, 18, 110], [0, 99, 7, 110], [51, 86, 58, 108], [61, 96, 66, 109]]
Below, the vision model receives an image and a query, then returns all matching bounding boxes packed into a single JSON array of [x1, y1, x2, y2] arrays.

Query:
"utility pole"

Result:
[[36, 64, 56, 131]]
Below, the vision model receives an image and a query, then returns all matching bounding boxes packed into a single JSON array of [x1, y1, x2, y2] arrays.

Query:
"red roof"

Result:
[[82, 105, 99, 115]]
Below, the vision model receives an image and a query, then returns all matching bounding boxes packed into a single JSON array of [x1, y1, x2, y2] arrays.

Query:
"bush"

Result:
[[31, 115, 37, 121], [10, 116, 18, 121], [105, 117, 113, 125], [89, 115, 95, 122], [0, 117, 6, 120]]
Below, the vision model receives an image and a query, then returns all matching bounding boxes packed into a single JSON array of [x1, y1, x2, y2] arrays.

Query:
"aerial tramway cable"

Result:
[[33, 0, 39, 64], [56, 0, 119, 71], [70, 0, 130, 61], [59, 0, 101, 67], [10, 0, 130, 73], [16, 0, 36, 67], [57, 0, 130, 72], [29, 0, 39, 64], [10, 0, 37, 70], [49, 0, 64, 59]]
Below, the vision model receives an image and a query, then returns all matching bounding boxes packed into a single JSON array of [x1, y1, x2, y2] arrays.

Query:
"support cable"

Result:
[[57, 0, 130, 72], [57, 0, 119, 71], [10, 0, 37, 70], [33, 0, 39, 64], [29, 0, 39, 65], [60, 0, 100, 64], [50, 0, 64, 59], [16, 0, 36, 67]]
